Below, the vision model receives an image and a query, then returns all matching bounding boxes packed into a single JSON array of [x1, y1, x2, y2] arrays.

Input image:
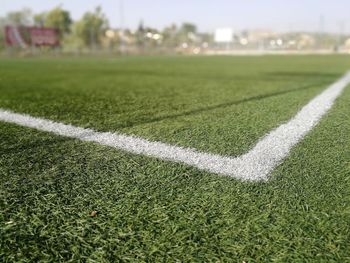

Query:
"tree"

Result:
[[73, 6, 109, 48], [180, 23, 197, 34], [135, 20, 145, 48], [0, 17, 6, 50], [34, 12, 46, 27], [34, 7, 72, 39], [162, 24, 178, 47], [177, 23, 198, 44], [6, 8, 32, 25], [1, 8, 33, 50], [45, 7, 72, 38], [136, 20, 145, 47]]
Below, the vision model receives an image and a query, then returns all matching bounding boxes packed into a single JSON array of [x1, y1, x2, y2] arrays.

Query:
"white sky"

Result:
[[1, 0, 350, 33]]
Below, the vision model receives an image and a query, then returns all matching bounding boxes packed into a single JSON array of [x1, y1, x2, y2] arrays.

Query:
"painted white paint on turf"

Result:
[[1, 71, 350, 181]]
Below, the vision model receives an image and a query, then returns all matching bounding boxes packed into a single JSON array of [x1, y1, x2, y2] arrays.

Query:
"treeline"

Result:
[[0, 6, 212, 52]]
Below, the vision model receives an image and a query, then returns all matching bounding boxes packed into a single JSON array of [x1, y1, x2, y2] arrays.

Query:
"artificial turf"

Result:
[[1, 55, 350, 261]]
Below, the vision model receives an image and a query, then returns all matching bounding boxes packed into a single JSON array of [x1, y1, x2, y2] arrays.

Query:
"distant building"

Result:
[[344, 38, 350, 52]]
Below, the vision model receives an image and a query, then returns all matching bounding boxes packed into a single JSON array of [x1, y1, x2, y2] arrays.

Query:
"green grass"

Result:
[[1, 55, 350, 261]]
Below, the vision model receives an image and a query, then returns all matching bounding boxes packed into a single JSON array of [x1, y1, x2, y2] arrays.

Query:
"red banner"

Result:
[[5, 26, 60, 47]]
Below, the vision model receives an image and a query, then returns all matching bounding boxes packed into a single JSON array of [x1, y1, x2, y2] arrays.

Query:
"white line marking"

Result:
[[1, 71, 350, 181]]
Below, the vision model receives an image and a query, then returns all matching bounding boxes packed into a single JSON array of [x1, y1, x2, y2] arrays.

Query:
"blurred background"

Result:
[[1, 0, 350, 56]]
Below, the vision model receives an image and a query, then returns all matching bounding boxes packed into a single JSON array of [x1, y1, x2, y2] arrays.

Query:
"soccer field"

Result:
[[1, 55, 350, 261]]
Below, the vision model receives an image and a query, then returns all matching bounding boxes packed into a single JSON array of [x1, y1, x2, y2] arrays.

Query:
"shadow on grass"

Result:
[[264, 72, 340, 79], [0, 130, 96, 156], [118, 80, 331, 129]]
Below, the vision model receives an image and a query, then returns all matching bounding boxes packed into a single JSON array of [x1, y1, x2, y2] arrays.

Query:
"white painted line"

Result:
[[1, 71, 350, 181]]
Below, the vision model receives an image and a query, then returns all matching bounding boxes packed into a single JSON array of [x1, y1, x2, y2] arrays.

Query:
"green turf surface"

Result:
[[1, 55, 350, 261], [0, 55, 348, 155]]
